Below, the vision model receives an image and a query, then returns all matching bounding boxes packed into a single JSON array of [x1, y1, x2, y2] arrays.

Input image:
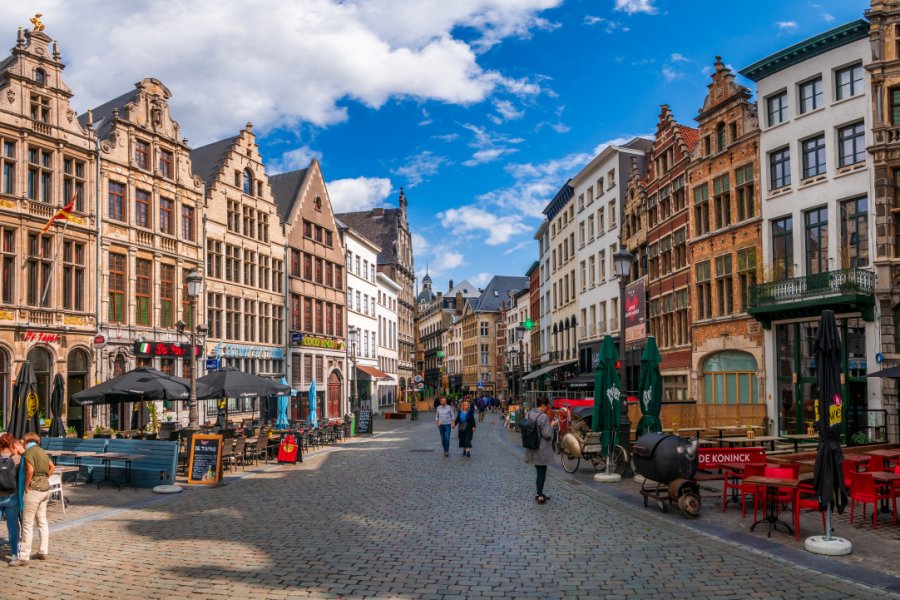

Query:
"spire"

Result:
[[399, 187, 407, 208]]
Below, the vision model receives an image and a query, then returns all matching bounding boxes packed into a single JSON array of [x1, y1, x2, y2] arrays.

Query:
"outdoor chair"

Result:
[[763, 466, 797, 513], [722, 463, 765, 518], [220, 439, 236, 472], [849, 471, 898, 529], [232, 437, 246, 470], [254, 431, 271, 463], [867, 455, 887, 472], [793, 481, 826, 541], [842, 461, 856, 495], [48, 473, 66, 514]]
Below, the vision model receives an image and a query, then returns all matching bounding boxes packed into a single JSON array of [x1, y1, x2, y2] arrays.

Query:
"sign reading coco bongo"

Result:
[[291, 334, 343, 350]]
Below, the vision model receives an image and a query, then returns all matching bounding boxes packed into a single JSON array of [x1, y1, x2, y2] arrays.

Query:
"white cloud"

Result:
[[411, 232, 430, 257], [822, 13, 834, 22], [614, 0, 657, 15], [463, 147, 518, 167], [393, 151, 446, 186], [662, 67, 683, 82], [268, 146, 322, 174], [584, 15, 630, 33], [433, 133, 460, 142], [471, 272, 492, 288], [776, 21, 799, 31], [433, 250, 465, 272], [461, 123, 524, 166], [326, 176, 392, 213], [4, 0, 561, 144], [490, 99, 525, 123], [670, 53, 689, 62], [438, 206, 530, 245]]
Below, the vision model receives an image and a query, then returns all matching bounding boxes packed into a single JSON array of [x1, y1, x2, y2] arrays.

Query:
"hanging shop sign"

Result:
[[93, 334, 108, 349], [24, 330, 60, 343], [297, 335, 342, 350], [625, 280, 647, 343], [210, 343, 285, 360], [133, 341, 201, 358]]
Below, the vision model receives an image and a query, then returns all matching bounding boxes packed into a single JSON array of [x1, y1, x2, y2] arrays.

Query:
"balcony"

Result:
[[748, 268, 875, 329], [31, 119, 52, 136]]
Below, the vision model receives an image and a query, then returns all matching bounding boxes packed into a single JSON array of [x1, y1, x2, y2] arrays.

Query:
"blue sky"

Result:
[[4, 0, 868, 291]]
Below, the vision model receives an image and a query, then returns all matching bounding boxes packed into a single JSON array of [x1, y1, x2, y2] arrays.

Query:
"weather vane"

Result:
[[30, 13, 45, 32]]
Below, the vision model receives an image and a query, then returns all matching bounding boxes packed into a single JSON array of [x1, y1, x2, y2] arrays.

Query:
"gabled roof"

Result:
[[474, 275, 529, 313], [677, 125, 700, 153], [269, 168, 309, 222], [190, 136, 238, 185], [78, 88, 138, 139], [449, 279, 480, 297], [336, 208, 402, 266]]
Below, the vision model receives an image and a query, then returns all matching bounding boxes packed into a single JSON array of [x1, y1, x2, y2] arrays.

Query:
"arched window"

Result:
[[34, 68, 46, 85], [27, 346, 52, 417], [113, 353, 127, 378], [242, 169, 253, 195], [702, 351, 758, 404]]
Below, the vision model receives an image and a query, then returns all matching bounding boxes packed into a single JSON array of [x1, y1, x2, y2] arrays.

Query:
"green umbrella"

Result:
[[593, 335, 622, 455], [636, 336, 663, 436]]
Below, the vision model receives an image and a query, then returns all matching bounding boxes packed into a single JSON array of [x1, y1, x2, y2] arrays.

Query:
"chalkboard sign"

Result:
[[188, 434, 223, 485], [357, 408, 372, 435]]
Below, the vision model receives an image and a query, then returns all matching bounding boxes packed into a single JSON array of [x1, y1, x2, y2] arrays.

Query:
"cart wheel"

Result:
[[560, 451, 580, 473], [589, 454, 606, 471], [611, 445, 629, 476], [657, 500, 668, 513], [678, 493, 701, 518]]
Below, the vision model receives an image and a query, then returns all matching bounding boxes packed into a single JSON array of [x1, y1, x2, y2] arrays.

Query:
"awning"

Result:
[[565, 372, 594, 389], [521, 361, 577, 381], [356, 365, 391, 380]]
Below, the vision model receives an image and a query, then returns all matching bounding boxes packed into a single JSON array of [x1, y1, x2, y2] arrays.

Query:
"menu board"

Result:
[[357, 409, 372, 435], [188, 434, 223, 485]]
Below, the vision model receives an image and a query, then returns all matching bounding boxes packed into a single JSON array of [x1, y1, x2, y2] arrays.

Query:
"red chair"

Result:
[[722, 463, 765, 518], [849, 471, 898, 529], [842, 461, 855, 495], [793, 482, 827, 541], [765, 466, 797, 505], [866, 455, 886, 472]]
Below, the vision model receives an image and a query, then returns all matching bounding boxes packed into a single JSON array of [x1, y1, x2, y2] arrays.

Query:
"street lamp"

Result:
[[613, 247, 633, 471], [186, 270, 202, 428]]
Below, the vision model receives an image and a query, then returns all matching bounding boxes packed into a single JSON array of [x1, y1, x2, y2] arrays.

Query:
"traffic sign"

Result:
[[416, 382, 424, 390], [477, 381, 483, 388], [414, 374, 423, 384], [206, 358, 220, 371]]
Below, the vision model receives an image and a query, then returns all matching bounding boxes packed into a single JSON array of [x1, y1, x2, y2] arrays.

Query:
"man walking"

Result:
[[435, 397, 454, 457], [476, 395, 486, 422]]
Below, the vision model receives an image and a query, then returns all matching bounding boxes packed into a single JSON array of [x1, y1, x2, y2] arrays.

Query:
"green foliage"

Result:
[[850, 431, 870, 446]]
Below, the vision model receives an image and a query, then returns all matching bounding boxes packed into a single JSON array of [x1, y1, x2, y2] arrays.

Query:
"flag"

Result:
[[40, 193, 80, 234]]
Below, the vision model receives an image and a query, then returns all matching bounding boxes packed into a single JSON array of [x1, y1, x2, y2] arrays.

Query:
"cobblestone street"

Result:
[[1, 415, 895, 599]]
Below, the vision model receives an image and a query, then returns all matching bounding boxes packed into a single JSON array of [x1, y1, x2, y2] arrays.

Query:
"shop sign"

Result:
[[134, 341, 201, 358], [24, 330, 60, 343], [291, 332, 303, 345], [210, 343, 285, 360], [63, 316, 85, 326], [625, 280, 646, 343], [206, 358, 220, 371], [93, 334, 108, 349], [299, 335, 342, 350], [697, 448, 766, 469]]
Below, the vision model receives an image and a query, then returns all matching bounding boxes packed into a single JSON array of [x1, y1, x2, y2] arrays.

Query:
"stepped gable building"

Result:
[[190, 123, 286, 423], [336, 190, 415, 396], [0, 23, 97, 434], [868, 1, 900, 440], [375, 271, 401, 410], [644, 106, 698, 402], [688, 57, 763, 407], [271, 160, 347, 421], [84, 77, 204, 429]]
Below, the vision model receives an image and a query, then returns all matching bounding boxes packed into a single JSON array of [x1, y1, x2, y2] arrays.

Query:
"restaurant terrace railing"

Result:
[[748, 267, 875, 308]]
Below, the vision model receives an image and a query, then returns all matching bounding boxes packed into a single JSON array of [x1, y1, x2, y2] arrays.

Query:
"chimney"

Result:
[[455, 291, 463, 315], [448, 279, 454, 291]]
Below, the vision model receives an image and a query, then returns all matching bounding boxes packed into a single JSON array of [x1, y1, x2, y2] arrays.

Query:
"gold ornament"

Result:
[[26, 390, 39, 417], [30, 14, 45, 32]]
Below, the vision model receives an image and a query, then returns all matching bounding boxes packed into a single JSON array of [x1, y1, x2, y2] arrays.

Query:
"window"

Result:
[[1, 141, 14, 196], [737, 247, 757, 312], [772, 216, 793, 280], [716, 122, 726, 152], [799, 77, 823, 114], [226, 296, 239, 339], [735, 163, 755, 221], [242, 206, 255, 238], [159, 149, 174, 179], [135, 189, 151, 228], [159, 198, 173, 234], [588, 255, 596, 287], [226, 245, 240, 283], [108, 181, 125, 222], [258, 212, 269, 243], [26, 234, 51, 307], [649, 243, 659, 279], [182, 271, 195, 328], [291, 294, 302, 330], [801, 135, 826, 178], [315, 257, 323, 284], [207, 292, 222, 339], [696, 261, 712, 320], [314, 196, 323, 211], [598, 207, 605, 232], [715, 255, 733, 317], [713, 174, 731, 230], [1, 229, 14, 304], [694, 184, 710, 236], [608, 201, 616, 227], [587, 215, 595, 240], [480, 321, 489, 336], [840, 197, 868, 268], [703, 136, 711, 155], [227, 200, 240, 233], [244, 300, 256, 341], [108, 253, 126, 323], [835, 63, 863, 100], [892, 88, 900, 125], [767, 91, 787, 126], [134, 139, 150, 170], [242, 170, 253, 195], [648, 194, 658, 228], [673, 228, 686, 269], [62, 157, 85, 212], [769, 147, 791, 189], [672, 175, 686, 211], [660, 236, 672, 276], [160, 264, 175, 327], [805, 207, 828, 275], [34, 68, 46, 85], [334, 265, 342, 290], [303, 220, 312, 238], [315, 300, 323, 333], [304, 253, 312, 280], [62, 241, 85, 311], [703, 351, 758, 404], [181, 205, 195, 241], [27, 147, 52, 203], [838, 122, 865, 167], [29, 94, 50, 123], [207, 240, 222, 279], [135, 258, 152, 325]]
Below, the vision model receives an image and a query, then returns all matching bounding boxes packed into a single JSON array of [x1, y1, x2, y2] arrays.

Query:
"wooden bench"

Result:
[[41, 438, 109, 482], [105, 439, 179, 487]]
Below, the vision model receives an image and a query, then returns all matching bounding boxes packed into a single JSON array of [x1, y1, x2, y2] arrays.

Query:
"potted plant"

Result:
[[65, 425, 78, 438]]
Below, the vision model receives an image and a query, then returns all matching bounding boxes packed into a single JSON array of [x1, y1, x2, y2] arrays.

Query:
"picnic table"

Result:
[[780, 433, 819, 453], [744, 475, 801, 538], [93, 452, 145, 490], [724, 435, 782, 451], [710, 425, 762, 442]]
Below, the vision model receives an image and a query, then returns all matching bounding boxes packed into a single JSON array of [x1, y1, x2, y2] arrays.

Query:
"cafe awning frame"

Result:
[[521, 360, 577, 381], [356, 365, 391, 380]]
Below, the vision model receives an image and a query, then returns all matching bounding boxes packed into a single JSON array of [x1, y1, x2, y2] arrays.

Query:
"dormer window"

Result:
[[314, 196, 323, 211], [242, 169, 253, 195], [34, 68, 46, 86]]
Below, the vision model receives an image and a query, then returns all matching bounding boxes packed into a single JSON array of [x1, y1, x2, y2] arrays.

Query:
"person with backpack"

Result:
[[523, 397, 555, 504], [455, 400, 476, 458], [0, 433, 22, 563], [476, 396, 486, 422]]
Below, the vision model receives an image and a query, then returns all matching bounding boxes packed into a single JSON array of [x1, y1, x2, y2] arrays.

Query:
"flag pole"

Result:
[[38, 192, 78, 308], [39, 215, 71, 308]]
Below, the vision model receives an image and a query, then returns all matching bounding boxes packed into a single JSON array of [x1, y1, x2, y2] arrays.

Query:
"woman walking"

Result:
[[524, 397, 555, 504], [455, 400, 476, 457]]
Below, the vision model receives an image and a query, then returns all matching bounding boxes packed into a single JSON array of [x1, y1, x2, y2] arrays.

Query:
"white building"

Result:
[[341, 223, 382, 411], [740, 20, 879, 436], [503, 287, 531, 401], [376, 272, 401, 412]]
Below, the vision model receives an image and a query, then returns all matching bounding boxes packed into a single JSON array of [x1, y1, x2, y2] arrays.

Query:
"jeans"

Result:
[[438, 424, 451, 453], [0, 493, 19, 558], [21, 489, 50, 560], [535, 465, 547, 496]]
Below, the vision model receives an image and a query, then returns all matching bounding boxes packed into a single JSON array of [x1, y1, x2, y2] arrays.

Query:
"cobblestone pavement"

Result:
[[0, 414, 894, 599]]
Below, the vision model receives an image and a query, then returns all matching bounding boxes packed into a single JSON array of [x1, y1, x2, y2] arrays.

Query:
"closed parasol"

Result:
[[49, 373, 66, 437], [9, 361, 39, 438], [635, 336, 663, 436]]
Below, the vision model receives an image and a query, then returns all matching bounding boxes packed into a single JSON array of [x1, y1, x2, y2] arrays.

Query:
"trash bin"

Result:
[[351, 415, 356, 437]]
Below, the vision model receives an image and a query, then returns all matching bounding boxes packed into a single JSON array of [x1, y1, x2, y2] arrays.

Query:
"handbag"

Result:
[[458, 418, 468, 433]]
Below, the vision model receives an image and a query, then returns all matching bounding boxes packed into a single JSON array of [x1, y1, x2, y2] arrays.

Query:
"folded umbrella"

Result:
[[49, 373, 66, 437], [9, 361, 39, 438]]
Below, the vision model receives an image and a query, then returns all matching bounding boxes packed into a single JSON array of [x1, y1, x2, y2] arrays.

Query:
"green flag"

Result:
[[636, 336, 663, 436]]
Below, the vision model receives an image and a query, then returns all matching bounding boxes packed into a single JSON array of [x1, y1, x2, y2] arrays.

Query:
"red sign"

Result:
[[697, 447, 766, 469], [133, 342, 201, 357], [93, 334, 107, 348], [24, 331, 59, 343], [277, 433, 300, 464]]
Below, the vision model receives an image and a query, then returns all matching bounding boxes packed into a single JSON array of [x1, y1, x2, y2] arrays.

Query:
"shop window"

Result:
[[702, 351, 758, 404]]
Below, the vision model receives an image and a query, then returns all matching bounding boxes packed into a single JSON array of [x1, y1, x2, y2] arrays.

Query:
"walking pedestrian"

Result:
[[0, 433, 22, 564], [476, 396, 486, 422], [435, 397, 454, 457], [456, 400, 476, 457], [15, 432, 54, 566], [524, 397, 556, 504]]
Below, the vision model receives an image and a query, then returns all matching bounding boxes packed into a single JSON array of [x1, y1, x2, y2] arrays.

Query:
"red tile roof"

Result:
[[678, 125, 700, 152]]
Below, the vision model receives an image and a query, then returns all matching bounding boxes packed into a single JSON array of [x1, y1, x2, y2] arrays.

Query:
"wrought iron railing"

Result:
[[748, 268, 875, 307]]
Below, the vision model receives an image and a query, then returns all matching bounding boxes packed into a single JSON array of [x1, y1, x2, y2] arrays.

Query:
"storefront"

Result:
[[208, 342, 286, 378]]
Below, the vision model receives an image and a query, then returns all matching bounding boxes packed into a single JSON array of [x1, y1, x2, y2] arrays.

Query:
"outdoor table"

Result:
[[710, 425, 762, 442], [871, 471, 900, 514], [780, 434, 819, 453], [744, 475, 800, 538], [719, 461, 766, 507], [866, 448, 900, 469], [46, 450, 97, 484], [662, 427, 705, 436], [724, 436, 781, 451], [54, 465, 80, 487], [94, 452, 145, 490]]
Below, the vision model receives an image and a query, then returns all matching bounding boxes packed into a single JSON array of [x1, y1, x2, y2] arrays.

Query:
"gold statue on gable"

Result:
[[30, 13, 45, 32]]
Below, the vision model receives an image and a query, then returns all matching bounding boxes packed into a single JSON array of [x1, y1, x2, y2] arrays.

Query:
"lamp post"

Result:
[[186, 270, 203, 428], [612, 247, 634, 472]]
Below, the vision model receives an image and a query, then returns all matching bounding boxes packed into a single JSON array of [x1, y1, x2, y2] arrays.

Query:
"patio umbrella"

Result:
[[635, 336, 663, 436], [865, 364, 900, 378], [49, 373, 66, 437], [71, 367, 207, 405], [811, 310, 848, 541], [276, 377, 290, 429], [307, 379, 318, 429], [196, 367, 289, 399], [593, 335, 621, 456], [9, 361, 39, 438]]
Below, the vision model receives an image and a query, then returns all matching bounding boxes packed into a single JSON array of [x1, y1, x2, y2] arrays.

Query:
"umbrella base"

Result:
[[633, 474, 646, 484], [153, 484, 184, 495], [805, 535, 852, 556], [594, 472, 622, 483]]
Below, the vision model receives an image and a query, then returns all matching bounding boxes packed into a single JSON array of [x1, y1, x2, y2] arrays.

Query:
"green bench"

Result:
[[105, 439, 179, 487], [41, 438, 109, 482]]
